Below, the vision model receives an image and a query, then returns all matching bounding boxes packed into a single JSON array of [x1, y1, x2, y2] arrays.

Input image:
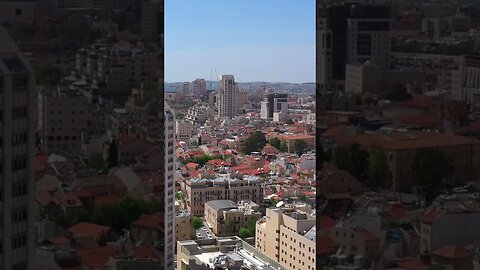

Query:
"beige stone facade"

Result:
[[255, 206, 316, 270]]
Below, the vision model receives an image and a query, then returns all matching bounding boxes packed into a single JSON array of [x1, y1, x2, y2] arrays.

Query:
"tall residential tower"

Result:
[[0, 27, 35, 270], [217, 75, 238, 118]]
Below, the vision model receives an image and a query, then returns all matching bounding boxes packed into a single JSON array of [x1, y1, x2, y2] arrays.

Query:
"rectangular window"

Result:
[[12, 75, 27, 91], [12, 107, 27, 119]]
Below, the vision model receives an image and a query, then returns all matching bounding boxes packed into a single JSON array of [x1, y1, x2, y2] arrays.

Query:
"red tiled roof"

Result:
[[281, 134, 315, 140], [68, 222, 111, 238], [397, 257, 429, 270], [319, 216, 335, 230], [422, 208, 446, 224], [321, 126, 347, 138], [207, 159, 231, 167], [76, 245, 115, 270], [131, 212, 164, 231], [186, 162, 199, 168], [318, 235, 336, 255], [431, 245, 473, 259], [133, 246, 161, 261], [95, 195, 122, 205], [334, 131, 478, 151], [188, 170, 202, 178], [49, 236, 71, 245]]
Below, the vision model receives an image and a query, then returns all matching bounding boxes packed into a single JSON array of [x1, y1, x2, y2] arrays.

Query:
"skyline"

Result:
[[165, 0, 315, 83]]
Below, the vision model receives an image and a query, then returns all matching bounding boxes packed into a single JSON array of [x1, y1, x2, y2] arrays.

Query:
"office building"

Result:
[[317, 3, 391, 93], [192, 79, 206, 98], [255, 206, 316, 270], [260, 93, 288, 120], [0, 26, 35, 270], [38, 88, 89, 154], [217, 75, 238, 118]]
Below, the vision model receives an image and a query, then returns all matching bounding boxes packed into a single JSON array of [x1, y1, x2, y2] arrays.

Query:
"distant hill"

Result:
[[165, 81, 315, 94]]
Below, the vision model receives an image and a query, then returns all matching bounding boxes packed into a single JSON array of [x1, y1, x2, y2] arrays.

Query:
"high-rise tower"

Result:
[[217, 75, 238, 118], [0, 27, 35, 270]]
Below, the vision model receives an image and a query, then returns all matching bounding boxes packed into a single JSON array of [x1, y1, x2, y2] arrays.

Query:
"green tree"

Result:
[[35, 65, 62, 86], [238, 218, 258, 239], [107, 140, 118, 169], [88, 153, 107, 171], [412, 148, 450, 205], [293, 140, 308, 156], [386, 84, 413, 102], [279, 140, 288, 152], [191, 216, 203, 230], [368, 149, 393, 189], [269, 138, 281, 150], [333, 143, 370, 181], [286, 119, 294, 124], [176, 112, 184, 120], [243, 131, 267, 154], [176, 191, 185, 201]]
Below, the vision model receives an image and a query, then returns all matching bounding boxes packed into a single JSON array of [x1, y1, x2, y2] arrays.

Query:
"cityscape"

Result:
[[1, 0, 480, 270]]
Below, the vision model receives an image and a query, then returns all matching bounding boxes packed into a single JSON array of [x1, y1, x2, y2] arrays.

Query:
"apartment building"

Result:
[[217, 75, 238, 118], [175, 210, 194, 243], [38, 88, 89, 154], [255, 206, 316, 270], [175, 120, 197, 142], [163, 103, 176, 270], [192, 78, 206, 98], [0, 27, 35, 270], [421, 208, 480, 253], [332, 131, 480, 191], [75, 42, 161, 100], [0, 1, 35, 25], [185, 104, 214, 125], [260, 93, 288, 120], [451, 54, 480, 105], [185, 174, 263, 216], [204, 200, 261, 237]]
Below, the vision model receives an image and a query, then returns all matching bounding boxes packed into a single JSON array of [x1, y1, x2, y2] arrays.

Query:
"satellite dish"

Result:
[[276, 201, 284, 208]]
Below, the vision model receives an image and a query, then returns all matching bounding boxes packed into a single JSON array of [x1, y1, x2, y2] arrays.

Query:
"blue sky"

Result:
[[165, 0, 315, 83]]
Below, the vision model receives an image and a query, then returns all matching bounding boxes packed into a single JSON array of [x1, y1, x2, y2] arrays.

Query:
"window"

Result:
[[11, 158, 26, 172], [12, 107, 27, 119], [15, 8, 22, 16], [11, 233, 27, 249], [12, 75, 27, 91]]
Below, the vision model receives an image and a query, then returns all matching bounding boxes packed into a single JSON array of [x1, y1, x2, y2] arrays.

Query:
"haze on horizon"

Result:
[[165, 0, 315, 84]]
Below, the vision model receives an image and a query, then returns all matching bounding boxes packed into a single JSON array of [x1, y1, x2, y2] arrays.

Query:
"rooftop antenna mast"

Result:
[[210, 69, 213, 90]]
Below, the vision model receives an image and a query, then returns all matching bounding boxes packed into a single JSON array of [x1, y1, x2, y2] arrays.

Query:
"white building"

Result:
[[0, 26, 35, 270], [164, 103, 176, 270], [217, 75, 238, 118], [185, 104, 214, 125], [451, 54, 480, 105]]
